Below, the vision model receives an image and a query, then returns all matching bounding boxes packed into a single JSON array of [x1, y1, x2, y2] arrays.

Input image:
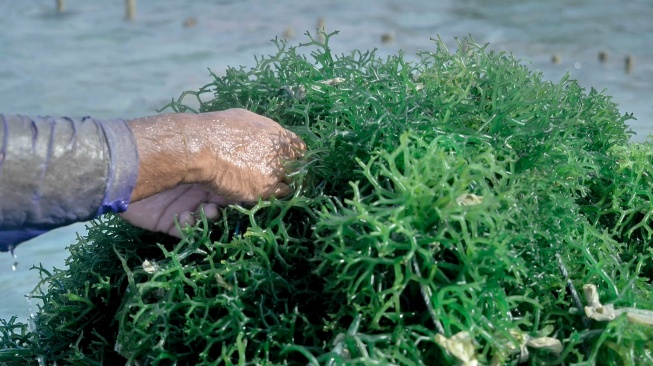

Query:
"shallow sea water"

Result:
[[0, 0, 651, 321]]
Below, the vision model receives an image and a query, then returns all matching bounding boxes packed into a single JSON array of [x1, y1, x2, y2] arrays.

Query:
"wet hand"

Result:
[[183, 109, 306, 201], [121, 109, 305, 237]]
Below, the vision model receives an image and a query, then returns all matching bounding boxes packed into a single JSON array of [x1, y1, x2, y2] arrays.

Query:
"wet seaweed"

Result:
[[1, 32, 652, 365]]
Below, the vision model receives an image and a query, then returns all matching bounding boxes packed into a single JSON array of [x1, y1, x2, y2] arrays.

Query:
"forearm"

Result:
[[0, 115, 139, 251]]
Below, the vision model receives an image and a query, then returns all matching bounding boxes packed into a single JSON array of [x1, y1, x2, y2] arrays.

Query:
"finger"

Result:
[[178, 211, 196, 228], [206, 192, 238, 207], [285, 130, 307, 156], [278, 132, 306, 183], [270, 182, 292, 198], [201, 203, 220, 220]]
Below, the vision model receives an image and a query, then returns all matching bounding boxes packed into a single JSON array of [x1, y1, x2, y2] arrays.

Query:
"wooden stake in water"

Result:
[[125, 0, 136, 21], [625, 55, 635, 74], [316, 17, 325, 43], [56, 0, 64, 13]]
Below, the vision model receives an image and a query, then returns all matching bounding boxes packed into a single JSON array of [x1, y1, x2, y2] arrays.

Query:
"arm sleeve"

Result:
[[0, 115, 139, 252]]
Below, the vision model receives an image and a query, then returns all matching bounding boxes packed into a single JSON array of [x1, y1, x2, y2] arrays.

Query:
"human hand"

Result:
[[182, 108, 306, 201], [119, 184, 235, 237], [127, 108, 306, 202], [121, 109, 305, 236]]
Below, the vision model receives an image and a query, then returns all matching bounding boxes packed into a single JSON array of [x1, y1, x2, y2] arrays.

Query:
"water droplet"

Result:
[[25, 291, 47, 365], [10, 248, 18, 271]]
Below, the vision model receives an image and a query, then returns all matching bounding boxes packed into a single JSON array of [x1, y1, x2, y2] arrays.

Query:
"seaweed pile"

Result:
[[1, 32, 652, 365]]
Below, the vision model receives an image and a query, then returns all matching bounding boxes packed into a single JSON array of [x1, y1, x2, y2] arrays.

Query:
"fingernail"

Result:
[[179, 211, 195, 227], [203, 203, 219, 219]]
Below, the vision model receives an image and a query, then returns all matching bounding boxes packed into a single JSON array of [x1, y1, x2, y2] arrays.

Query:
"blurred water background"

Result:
[[1, 0, 651, 322]]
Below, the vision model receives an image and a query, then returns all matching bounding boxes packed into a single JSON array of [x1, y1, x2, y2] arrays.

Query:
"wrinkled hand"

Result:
[[120, 109, 305, 237], [185, 108, 306, 201]]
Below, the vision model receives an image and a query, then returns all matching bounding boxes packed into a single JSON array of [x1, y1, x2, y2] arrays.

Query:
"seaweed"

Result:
[[1, 32, 652, 365]]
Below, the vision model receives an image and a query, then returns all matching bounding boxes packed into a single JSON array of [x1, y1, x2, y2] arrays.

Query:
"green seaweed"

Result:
[[1, 32, 652, 365]]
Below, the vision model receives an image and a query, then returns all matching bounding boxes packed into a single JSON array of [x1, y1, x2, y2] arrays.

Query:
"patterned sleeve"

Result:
[[0, 115, 139, 251]]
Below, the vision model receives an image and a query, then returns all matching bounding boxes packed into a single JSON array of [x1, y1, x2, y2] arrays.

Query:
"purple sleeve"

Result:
[[0, 115, 139, 252]]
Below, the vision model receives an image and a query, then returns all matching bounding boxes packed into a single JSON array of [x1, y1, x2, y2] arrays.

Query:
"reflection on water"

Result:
[[0, 0, 651, 321]]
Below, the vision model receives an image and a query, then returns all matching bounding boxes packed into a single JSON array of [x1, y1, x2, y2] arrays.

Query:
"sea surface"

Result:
[[1, 0, 651, 322]]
